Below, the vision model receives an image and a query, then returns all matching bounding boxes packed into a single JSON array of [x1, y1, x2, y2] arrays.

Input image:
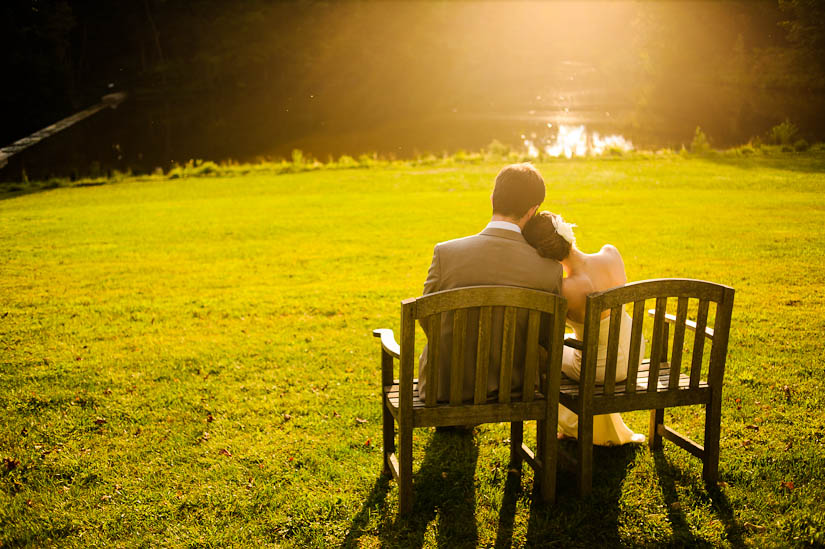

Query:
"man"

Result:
[[418, 163, 563, 403]]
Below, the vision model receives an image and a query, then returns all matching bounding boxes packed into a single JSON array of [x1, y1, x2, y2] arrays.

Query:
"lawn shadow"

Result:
[[652, 452, 746, 548], [388, 430, 480, 548], [523, 440, 642, 547], [339, 474, 391, 548], [493, 470, 523, 549], [700, 153, 825, 175]]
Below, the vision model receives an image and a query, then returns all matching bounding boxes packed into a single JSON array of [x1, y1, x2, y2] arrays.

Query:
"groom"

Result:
[[418, 162, 563, 404]]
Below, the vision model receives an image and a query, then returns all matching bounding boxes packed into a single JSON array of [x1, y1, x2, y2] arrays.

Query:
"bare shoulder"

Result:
[[600, 244, 622, 259], [598, 244, 627, 286]]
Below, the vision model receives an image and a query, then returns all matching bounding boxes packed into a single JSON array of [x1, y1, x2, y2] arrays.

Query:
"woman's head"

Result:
[[523, 211, 575, 261]]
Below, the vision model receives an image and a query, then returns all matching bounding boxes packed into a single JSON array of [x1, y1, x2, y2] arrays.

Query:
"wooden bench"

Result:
[[559, 278, 735, 495], [373, 285, 567, 513]]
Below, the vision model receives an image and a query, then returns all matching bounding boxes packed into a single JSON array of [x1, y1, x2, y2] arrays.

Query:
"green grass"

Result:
[[1, 154, 824, 547]]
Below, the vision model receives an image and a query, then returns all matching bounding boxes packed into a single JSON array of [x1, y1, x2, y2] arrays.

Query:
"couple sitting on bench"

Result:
[[418, 162, 643, 446]]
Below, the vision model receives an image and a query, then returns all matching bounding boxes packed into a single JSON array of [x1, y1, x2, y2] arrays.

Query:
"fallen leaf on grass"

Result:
[[333, 411, 341, 418], [26, 499, 33, 507], [3, 457, 21, 470], [364, 438, 371, 447], [781, 481, 795, 492], [219, 448, 232, 457], [717, 481, 729, 488], [283, 413, 292, 421], [355, 417, 367, 424], [201, 431, 210, 441], [744, 522, 766, 533], [785, 441, 793, 451], [100, 495, 111, 502], [206, 414, 214, 423], [94, 417, 107, 425], [745, 424, 759, 430]]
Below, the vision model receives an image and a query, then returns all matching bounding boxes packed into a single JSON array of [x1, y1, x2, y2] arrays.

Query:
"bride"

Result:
[[524, 211, 645, 445]]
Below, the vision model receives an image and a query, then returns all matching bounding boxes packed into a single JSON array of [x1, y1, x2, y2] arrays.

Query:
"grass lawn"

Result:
[[1, 153, 824, 547]]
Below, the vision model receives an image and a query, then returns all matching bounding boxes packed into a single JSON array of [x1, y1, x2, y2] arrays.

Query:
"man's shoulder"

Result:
[[435, 232, 485, 250]]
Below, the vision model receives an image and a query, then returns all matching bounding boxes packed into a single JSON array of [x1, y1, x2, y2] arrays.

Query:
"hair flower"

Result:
[[552, 215, 576, 245]]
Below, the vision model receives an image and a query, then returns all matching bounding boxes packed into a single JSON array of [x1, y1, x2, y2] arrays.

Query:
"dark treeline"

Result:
[[2, 0, 825, 175]]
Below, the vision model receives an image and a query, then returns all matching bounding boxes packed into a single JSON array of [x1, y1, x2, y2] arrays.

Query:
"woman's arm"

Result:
[[562, 274, 593, 324]]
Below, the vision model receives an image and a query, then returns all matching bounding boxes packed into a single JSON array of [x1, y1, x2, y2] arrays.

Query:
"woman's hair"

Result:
[[523, 210, 573, 261]]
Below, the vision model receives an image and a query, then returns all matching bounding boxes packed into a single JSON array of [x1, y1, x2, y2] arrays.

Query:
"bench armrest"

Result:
[[372, 328, 400, 359], [563, 337, 584, 351], [646, 309, 714, 341]]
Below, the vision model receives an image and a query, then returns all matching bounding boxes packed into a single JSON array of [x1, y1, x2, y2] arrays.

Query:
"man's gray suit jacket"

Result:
[[418, 227, 563, 403]]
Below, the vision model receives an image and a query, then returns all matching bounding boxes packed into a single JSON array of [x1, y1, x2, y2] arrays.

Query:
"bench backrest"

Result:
[[400, 285, 567, 407], [580, 278, 735, 397]]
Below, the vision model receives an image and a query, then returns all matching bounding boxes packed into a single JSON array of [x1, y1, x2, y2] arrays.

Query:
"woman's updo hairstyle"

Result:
[[523, 210, 573, 261]]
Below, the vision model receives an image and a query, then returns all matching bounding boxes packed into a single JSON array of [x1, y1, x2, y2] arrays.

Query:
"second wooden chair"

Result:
[[373, 285, 567, 513]]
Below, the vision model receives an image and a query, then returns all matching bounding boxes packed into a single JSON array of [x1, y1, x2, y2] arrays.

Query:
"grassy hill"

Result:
[[1, 154, 824, 547]]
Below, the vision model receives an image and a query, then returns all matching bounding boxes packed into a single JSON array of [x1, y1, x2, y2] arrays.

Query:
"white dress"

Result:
[[559, 311, 646, 445]]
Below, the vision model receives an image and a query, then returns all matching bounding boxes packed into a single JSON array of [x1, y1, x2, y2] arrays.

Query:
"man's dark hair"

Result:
[[491, 163, 545, 218]]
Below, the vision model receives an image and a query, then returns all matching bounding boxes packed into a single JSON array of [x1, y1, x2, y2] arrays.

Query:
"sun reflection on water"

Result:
[[523, 124, 633, 158]]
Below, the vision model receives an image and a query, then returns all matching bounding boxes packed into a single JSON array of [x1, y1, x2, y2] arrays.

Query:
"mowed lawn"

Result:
[[1, 155, 824, 547]]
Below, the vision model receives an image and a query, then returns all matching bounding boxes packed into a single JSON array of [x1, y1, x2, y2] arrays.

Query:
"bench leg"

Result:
[[577, 411, 593, 496], [537, 419, 556, 504], [509, 421, 524, 471], [382, 394, 395, 476], [649, 408, 664, 451], [397, 420, 413, 515], [703, 393, 722, 484]]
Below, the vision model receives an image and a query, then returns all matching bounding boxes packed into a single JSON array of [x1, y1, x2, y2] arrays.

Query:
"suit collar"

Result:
[[480, 227, 528, 243]]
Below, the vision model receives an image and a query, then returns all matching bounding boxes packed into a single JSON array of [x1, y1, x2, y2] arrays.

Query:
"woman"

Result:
[[523, 211, 645, 445]]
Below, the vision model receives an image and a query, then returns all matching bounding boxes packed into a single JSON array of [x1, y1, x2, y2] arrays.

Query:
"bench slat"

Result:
[[668, 297, 689, 389], [521, 309, 541, 403], [690, 299, 710, 388], [425, 314, 440, 407], [474, 306, 492, 404], [449, 309, 467, 405], [647, 297, 668, 393], [625, 300, 645, 394], [602, 307, 622, 396], [498, 307, 517, 404]]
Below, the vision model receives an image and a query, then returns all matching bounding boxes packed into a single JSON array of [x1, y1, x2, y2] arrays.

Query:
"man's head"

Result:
[[491, 163, 545, 221]]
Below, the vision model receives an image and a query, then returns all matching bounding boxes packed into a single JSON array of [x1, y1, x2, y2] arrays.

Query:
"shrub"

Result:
[[336, 155, 359, 169], [485, 139, 510, 159], [690, 127, 711, 153], [193, 161, 220, 175], [793, 139, 810, 152], [731, 143, 757, 156], [768, 119, 798, 145], [291, 149, 305, 167]]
